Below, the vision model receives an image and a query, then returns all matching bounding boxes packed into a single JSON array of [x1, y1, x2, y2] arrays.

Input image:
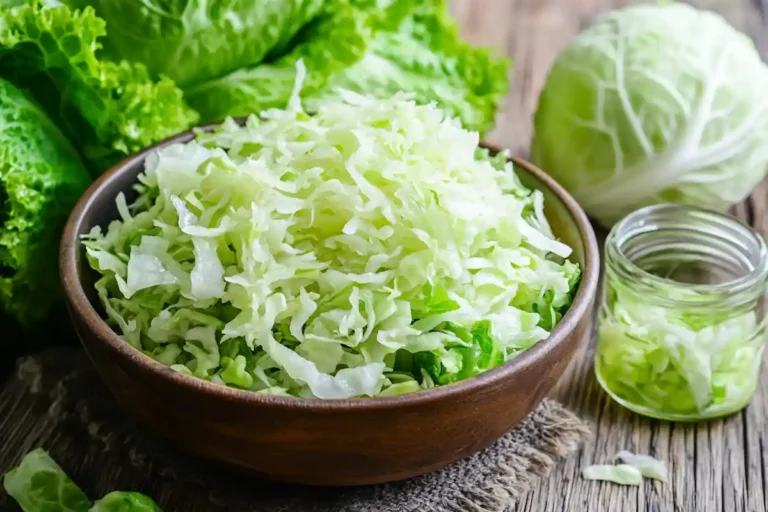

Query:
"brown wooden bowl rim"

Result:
[[60, 119, 599, 411]]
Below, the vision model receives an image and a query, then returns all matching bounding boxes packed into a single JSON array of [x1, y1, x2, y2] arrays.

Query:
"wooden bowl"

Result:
[[60, 124, 599, 486]]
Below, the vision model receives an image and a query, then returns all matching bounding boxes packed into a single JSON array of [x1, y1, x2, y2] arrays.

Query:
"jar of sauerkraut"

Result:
[[595, 204, 768, 421]]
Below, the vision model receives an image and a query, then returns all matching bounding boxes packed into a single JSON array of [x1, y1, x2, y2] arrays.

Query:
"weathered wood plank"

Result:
[[450, 0, 768, 510]]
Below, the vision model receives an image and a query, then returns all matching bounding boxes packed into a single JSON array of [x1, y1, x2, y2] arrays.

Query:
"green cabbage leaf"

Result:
[[3, 449, 163, 512], [2, 449, 93, 512], [62, 0, 329, 88], [183, 0, 509, 133], [184, 3, 370, 123], [89, 492, 163, 512], [55, 0, 507, 134], [0, 78, 91, 328]]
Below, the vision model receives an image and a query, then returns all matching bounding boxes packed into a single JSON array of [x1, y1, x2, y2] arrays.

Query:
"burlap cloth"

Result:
[[0, 348, 589, 512]]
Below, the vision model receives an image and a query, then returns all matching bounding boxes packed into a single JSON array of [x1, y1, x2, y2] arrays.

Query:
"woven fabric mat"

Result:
[[0, 348, 589, 512]]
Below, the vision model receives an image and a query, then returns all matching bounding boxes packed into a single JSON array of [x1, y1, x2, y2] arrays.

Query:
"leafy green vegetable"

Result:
[[184, 0, 509, 133], [582, 464, 643, 486], [89, 492, 162, 512], [0, 0, 199, 170], [184, 3, 370, 123], [62, 0, 329, 88], [305, 0, 509, 134], [0, 0, 198, 329], [84, 88, 578, 399], [0, 78, 91, 328], [531, 3, 768, 227], [3, 448, 92, 512], [3, 449, 164, 512], [596, 276, 763, 419]]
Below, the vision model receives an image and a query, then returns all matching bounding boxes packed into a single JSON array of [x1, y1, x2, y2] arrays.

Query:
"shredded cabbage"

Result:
[[596, 278, 764, 418], [582, 464, 643, 486], [83, 91, 579, 399], [615, 451, 667, 482]]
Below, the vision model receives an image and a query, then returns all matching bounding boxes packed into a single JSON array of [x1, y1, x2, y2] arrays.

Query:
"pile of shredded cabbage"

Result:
[[83, 90, 580, 399]]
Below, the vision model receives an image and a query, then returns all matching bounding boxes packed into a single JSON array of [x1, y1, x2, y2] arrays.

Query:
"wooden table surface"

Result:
[[451, 0, 768, 511]]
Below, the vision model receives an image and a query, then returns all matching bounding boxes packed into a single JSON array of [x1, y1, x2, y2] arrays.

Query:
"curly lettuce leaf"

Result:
[[63, 0, 329, 88], [306, 0, 509, 133], [185, 0, 509, 133], [0, 1, 199, 170], [0, 78, 91, 328], [2, 448, 92, 512]]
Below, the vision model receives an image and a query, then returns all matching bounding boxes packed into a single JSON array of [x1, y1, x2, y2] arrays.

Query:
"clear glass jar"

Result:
[[595, 204, 768, 421]]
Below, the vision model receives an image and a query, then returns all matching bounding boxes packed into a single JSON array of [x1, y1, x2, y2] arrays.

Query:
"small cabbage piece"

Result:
[[596, 278, 763, 419], [3, 449, 163, 512], [582, 464, 643, 486], [84, 91, 579, 399], [615, 451, 667, 482], [89, 492, 163, 512], [532, 3, 768, 227], [3, 448, 92, 512]]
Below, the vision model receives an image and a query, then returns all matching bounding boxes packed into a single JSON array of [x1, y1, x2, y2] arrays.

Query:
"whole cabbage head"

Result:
[[531, 3, 768, 227]]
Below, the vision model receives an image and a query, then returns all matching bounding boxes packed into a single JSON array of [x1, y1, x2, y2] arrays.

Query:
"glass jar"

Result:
[[595, 204, 768, 421]]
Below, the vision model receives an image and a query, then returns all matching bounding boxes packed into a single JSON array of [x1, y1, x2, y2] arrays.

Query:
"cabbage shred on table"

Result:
[[83, 91, 580, 399]]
